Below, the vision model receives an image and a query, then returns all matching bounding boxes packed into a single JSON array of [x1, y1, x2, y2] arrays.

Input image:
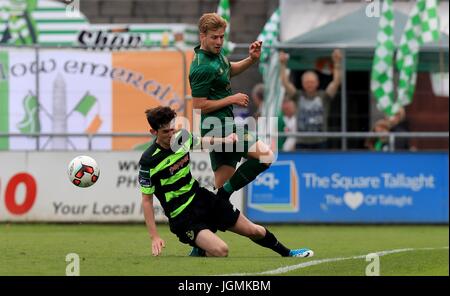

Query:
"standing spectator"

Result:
[[278, 98, 297, 152], [279, 49, 342, 150]]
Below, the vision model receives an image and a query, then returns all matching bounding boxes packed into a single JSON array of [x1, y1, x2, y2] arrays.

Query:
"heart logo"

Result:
[[344, 192, 364, 210]]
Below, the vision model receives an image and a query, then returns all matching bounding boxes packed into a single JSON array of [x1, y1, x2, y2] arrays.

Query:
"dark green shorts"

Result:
[[206, 125, 259, 172]]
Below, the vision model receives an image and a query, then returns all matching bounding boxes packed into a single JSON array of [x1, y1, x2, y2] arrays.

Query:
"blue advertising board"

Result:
[[246, 152, 449, 223]]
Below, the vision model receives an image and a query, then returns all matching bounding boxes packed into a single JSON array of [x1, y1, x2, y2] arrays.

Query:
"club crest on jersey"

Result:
[[222, 55, 229, 65], [186, 230, 195, 241]]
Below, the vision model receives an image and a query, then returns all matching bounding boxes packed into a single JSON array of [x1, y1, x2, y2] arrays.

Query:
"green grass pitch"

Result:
[[0, 224, 448, 276]]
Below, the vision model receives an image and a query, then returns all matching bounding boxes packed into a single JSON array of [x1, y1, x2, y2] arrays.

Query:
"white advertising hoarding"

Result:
[[0, 151, 244, 222]]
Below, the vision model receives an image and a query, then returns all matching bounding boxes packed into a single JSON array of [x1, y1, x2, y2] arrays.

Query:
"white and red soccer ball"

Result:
[[67, 155, 100, 188]]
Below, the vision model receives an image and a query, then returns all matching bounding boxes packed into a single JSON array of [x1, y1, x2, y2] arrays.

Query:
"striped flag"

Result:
[[370, 0, 398, 116], [257, 8, 280, 76], [73, 92, 102, 134], [371, 0, 440, 115], [0, 0, 88, 46], [396, 0, 440, 107], [217, 0, 235, 56], [1, 0, 37, 44], [259, 8, 283, 151], [17, 91, 41, 133]]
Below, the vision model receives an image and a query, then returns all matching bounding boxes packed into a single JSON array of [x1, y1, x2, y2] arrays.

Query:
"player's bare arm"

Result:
[[279, 51, 297, 98], [192, 93, 249, 114], [230, 41, 262, 77], [325, 49, 342, 98], [141, 193, 165, 256], [198, 133, 238, 150]]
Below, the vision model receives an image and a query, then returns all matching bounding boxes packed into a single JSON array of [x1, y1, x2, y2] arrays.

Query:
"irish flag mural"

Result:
[[73, 92, 102, 134], [0, 0, 196, 151], [2, 50, 112, 150], [0, 49, 192, 150]]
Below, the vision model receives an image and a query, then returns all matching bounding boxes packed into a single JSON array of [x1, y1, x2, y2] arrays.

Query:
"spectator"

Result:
[[278, 98, 297, 152], [279, 49, 342, 150], [250, 83, 264, 119], [387, 107, 410, 150], [365, 118, 391, 151], [365, 107, 415, 151]]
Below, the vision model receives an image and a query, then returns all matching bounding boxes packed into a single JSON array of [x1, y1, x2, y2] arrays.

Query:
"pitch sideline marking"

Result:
[[219, 246, 449, 276]]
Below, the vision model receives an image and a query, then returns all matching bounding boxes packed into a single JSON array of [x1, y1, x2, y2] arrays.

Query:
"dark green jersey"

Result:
[[189, 45, 234, 136], [138, 129, 200, 219]]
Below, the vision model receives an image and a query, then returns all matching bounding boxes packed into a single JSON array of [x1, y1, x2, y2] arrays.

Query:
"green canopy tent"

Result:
[[279, 7, 449, 72], [276, 6, 448, 149]]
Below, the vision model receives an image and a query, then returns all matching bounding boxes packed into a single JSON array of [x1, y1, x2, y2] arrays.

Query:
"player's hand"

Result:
[[151, 237, 165, 256], [249, 41, 262, 62], [332, 49, 342, 64], [231, 93, 249, 107], [279, 51, 289, 65], [224, 133, 238, 144]]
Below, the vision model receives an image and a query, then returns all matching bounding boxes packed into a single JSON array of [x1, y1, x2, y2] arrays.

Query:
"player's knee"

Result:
[[209, 243, 229, 257], [249, 224, 266, 239], [257, 146, 274, 166], [258, 151, 273, 170], [262, 150, 274, 166]]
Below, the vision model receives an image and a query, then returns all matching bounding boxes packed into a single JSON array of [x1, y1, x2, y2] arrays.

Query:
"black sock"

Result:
[[217, 187, 232, 200], [252, 228, 291, 257]]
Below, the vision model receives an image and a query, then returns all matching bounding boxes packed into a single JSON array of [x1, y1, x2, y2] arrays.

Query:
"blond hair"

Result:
[[198, 13, 227, 34]]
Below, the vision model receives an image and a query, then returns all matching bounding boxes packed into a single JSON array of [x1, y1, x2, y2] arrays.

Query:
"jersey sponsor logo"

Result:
[[169, 154, 190, 175]]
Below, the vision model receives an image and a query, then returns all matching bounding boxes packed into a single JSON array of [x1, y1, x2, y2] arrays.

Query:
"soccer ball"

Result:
[[67, 155, 100, 188]]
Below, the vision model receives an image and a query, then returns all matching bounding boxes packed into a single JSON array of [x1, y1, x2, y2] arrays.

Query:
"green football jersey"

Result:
[[189, 45, 234, 136]]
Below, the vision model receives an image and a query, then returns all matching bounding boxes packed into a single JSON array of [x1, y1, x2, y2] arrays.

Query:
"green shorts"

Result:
[[206, 125, 259, 172]]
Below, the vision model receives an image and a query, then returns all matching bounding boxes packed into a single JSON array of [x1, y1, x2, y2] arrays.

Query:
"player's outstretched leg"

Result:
[[229, 214, 314, 258], [217, 141, 274, 200]]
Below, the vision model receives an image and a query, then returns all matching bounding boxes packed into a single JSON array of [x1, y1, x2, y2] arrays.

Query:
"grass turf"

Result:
[[0, 224, 448, 276]]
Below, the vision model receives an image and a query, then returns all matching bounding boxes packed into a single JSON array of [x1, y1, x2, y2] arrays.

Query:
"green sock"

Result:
[[223, 158, 270, 193], [223, 182, 233, 193]]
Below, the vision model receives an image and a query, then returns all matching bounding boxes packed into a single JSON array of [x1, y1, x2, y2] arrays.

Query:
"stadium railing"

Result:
[[0, 131, 447, 151]]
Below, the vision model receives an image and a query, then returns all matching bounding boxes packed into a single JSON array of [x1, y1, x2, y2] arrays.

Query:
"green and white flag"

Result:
[[257, 8, 280, 76], [259, 9, 283, 150], [1, 0, 88, 46], [217, 0, 235, 56], [370, 0, 398, 115], [17, 91, 40, 133], [1, 0, 38, 44], [396, 0, 440, 106]]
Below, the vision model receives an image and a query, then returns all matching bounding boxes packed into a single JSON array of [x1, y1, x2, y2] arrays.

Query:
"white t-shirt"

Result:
[[282, 115, 297, 151]]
